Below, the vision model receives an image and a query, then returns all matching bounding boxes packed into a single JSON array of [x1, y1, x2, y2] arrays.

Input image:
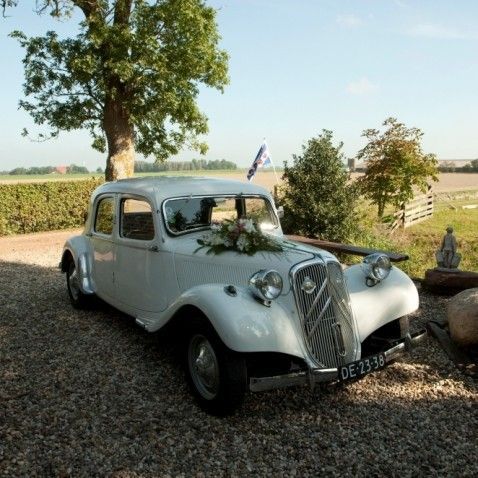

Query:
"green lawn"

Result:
[[353, 193, 478, 278]]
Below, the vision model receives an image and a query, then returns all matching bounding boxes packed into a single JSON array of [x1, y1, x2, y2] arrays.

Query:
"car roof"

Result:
[[94, 176, 272, 200]]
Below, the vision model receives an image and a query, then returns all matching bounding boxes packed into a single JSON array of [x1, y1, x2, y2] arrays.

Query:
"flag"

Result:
[[247, 142, 271, 181]]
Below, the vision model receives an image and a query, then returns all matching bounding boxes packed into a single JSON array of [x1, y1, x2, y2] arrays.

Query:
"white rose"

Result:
[[243, 219, 255, 234], [236, 234, 249, 251]]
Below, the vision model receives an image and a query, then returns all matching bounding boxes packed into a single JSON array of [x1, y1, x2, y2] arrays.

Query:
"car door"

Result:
[[114, 195, 169, 313], [90, 194, 117, 302]]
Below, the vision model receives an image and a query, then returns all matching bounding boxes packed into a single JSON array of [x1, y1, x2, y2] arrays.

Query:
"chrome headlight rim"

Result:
[[361, 253, 392, 286], [249, 269, 283, 302]]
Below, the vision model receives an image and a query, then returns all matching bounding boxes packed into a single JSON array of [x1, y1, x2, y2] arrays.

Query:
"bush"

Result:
[[0, 178, 103, 236], [279, 130, 358, 242]]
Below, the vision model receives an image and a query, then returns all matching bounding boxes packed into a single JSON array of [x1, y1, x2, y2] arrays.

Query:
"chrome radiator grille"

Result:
[[292, 260, 357, 367]]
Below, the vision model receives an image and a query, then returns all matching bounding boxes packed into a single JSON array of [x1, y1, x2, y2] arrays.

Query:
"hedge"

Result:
[[0, 178, 103, 236]]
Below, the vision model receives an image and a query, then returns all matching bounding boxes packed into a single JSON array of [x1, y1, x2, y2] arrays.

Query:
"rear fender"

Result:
[[60, 236, 95, 295]]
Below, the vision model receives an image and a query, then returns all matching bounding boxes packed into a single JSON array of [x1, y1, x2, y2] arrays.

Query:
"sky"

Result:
[[1, 0, 478, 171]]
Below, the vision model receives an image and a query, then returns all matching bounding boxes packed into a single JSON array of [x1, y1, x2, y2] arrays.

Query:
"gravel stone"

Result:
[[0, 230, 477, 477]]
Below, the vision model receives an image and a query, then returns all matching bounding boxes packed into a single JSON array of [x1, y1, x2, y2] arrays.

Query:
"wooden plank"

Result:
[[393, 188, 434, 230], [404, 195, 433, 208], [423, 268, 478, 293], [285, 235, 409, 262], [427, 321, 475, 373], [404, 202, 433, 215], [405, 209, 433, 220]]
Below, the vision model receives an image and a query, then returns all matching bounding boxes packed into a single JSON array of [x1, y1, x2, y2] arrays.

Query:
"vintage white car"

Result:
[[61, 177, 425, 415]]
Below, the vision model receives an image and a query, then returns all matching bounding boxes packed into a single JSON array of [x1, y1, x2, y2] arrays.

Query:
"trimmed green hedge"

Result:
[[0, 178, 103, 236]]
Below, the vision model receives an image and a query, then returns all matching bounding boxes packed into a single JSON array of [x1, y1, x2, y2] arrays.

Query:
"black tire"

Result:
[[186, 321, 247, 416], [66, 260, 93, 309]]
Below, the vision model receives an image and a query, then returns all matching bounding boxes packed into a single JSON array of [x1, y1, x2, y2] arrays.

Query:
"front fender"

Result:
[[60, 235, 95, 295], [158, 285, 306, 358], [344, 264, 419, 342]]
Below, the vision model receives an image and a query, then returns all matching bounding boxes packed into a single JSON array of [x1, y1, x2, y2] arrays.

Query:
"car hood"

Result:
[[171, 234, 337, 294]]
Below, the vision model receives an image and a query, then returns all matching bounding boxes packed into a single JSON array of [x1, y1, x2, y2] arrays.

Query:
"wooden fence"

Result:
[[391, 185, 434, 231]]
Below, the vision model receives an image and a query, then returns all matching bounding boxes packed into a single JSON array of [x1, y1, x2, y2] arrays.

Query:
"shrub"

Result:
[[279, 130, 358, 242], [0, 178, 103, 236]]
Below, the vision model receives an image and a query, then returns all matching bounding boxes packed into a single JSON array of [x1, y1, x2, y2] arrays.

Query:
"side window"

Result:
[[121, 198, 155, 241], [94, 197, 115, 235]]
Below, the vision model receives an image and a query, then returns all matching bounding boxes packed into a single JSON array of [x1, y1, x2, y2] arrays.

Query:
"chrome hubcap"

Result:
[[68, 264, 80, 301], [189, 335, 220, 400]]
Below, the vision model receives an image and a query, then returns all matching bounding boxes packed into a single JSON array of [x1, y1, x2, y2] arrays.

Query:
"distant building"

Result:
[[54, 165, 68, 174], [347, 158, 356, 172]]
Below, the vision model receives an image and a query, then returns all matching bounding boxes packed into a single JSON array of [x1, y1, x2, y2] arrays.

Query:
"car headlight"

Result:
[[361, 253, 391, 286], [249, 269, 283, 302]]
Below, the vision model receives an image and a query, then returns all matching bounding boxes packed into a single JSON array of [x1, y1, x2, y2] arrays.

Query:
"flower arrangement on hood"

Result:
[[196, 218, 283, 255]]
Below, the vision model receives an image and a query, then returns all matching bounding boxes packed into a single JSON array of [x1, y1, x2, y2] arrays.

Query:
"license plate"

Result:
[[339, 353, 386, 381]]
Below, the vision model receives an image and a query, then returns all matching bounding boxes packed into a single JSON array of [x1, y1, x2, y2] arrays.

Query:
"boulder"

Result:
[[446, 288, 478, 347]]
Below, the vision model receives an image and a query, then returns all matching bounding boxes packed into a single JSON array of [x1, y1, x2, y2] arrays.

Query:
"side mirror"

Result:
[[277, 206, 284, 219]]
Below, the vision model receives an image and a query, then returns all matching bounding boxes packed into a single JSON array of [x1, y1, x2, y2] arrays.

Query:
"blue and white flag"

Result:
[[247, 141, 271, 181]]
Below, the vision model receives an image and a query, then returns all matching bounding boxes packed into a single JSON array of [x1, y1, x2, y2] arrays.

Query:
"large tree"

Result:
[[8, 0, 228, 180], [357, 117, 438, 217]]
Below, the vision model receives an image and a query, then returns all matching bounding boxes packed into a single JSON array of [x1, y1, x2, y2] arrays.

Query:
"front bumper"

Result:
[[249, 328, 427, 392]]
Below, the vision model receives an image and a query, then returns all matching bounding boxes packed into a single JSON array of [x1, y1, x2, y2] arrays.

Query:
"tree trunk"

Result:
[[103, 97, 135, 181]]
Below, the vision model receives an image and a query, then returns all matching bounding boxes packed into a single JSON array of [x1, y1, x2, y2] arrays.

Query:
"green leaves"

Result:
[[280, 130, 358, 242], [12, 0, 229, 168], [0, 178, 103, 236], [357, 118, 438, 217]]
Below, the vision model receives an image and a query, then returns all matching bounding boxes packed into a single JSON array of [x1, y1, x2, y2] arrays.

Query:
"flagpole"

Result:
[[263, 138, 280, 184]]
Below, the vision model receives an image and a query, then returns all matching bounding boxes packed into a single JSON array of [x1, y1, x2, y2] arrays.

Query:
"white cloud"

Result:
[[409, 23, 478, 40], [346, 77, 378, 95], [336, 14, 363, 28]]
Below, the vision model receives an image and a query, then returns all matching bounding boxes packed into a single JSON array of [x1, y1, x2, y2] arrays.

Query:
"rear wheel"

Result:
[[66, 260, 92, 309], [186, 322, 247, 416]]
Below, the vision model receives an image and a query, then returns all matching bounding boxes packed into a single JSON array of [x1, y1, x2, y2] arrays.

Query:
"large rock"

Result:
[[446, 288, 478, 347]]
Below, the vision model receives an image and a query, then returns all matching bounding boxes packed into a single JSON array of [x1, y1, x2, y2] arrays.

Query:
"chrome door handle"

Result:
[[149, 245, 159, 252]]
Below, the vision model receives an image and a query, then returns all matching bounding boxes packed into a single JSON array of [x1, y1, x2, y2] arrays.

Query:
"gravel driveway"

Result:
[[1, 230, 477, 477]]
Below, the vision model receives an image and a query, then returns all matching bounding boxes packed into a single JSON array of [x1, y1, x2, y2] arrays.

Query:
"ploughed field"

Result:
[[0, 230, 476, 477]]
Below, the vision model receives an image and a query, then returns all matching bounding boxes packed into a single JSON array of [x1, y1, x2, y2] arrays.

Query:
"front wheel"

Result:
[[186, 325, 247, 416]]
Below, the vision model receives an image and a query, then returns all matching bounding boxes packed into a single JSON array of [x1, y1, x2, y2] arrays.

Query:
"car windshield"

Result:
[[163, 195, 278, 234]]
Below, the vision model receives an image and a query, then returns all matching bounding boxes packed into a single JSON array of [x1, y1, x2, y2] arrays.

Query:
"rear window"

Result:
[[163, 196, 278, 234]]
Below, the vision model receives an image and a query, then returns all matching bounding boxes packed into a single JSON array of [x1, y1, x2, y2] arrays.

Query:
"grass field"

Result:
[[351, 191, 478, 278]]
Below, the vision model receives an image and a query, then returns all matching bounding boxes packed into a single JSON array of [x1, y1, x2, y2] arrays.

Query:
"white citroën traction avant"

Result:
[[61, 177, 425, 415]]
